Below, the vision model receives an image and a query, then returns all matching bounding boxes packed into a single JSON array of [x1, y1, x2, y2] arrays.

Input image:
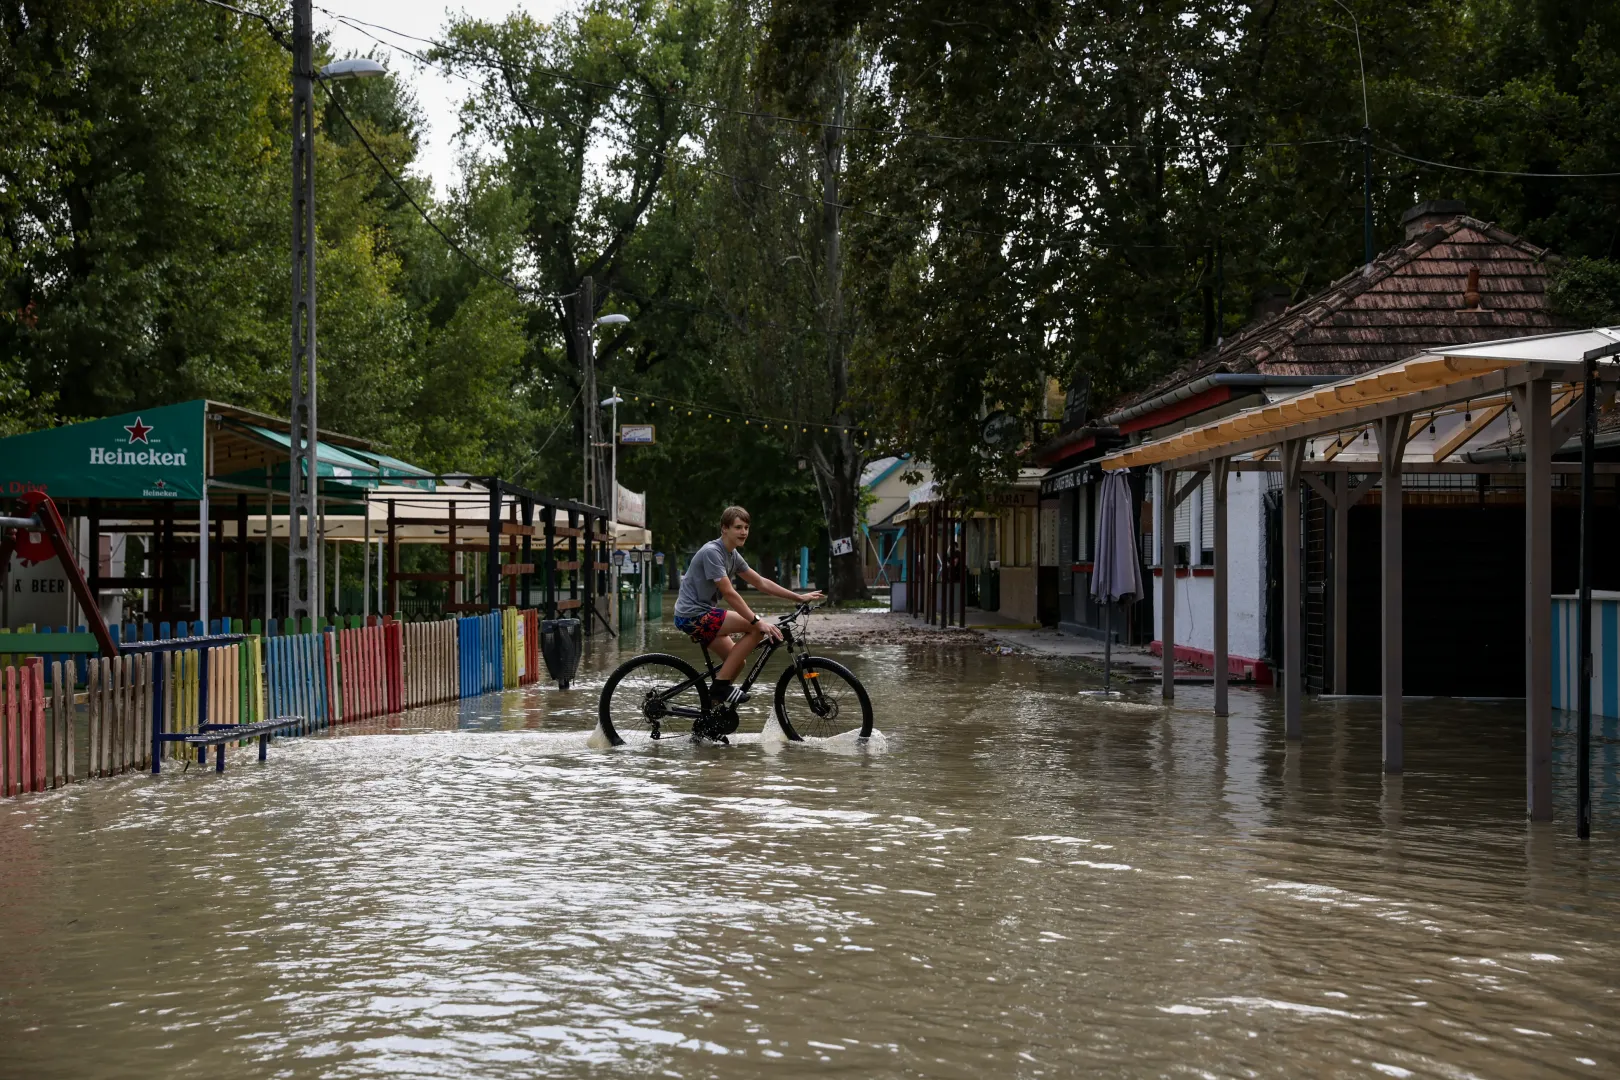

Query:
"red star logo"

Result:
[[153, 479, 167, 489], [124, 416, 153, 444]]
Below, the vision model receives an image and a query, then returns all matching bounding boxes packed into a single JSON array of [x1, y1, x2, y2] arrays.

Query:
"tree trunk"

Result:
[[812, 433, 866, 603], [813, 62, 867, 604]]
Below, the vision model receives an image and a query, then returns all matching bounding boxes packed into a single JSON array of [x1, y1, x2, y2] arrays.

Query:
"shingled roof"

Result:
[[1110, 210, 1577, 417]]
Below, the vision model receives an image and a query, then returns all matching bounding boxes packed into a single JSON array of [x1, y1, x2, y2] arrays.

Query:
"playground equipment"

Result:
[[0, 491, 117, 656]]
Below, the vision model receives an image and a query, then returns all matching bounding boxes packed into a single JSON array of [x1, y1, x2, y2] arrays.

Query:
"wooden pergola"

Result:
[[1101, 327, 1620, 821]]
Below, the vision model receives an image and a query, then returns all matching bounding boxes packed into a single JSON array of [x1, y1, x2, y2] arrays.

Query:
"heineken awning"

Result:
[[0, 400, 207, 500], [0, 399, 402, 503]]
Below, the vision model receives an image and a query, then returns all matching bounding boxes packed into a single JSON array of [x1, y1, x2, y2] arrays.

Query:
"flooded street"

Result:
[[3, 616, 1618, 1078]]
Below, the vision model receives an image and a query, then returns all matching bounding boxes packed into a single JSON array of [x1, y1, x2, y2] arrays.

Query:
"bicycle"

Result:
[[596, 602, 873, 745]]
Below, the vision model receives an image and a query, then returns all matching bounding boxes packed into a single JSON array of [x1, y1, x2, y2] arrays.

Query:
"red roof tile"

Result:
[[1111, 216, 1577, 413]]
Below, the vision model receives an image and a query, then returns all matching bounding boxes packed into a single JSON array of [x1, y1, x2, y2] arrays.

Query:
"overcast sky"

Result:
[[320, 1, 571, 195]]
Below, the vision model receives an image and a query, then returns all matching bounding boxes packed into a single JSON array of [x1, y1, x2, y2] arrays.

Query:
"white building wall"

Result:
[[1153, 468, 1268, 663]]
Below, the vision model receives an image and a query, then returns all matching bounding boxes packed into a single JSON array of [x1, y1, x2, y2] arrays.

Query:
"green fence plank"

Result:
[[0, 632, 102, 654]]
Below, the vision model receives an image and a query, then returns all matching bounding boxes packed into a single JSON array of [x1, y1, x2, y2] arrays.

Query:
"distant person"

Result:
[[673, 506, 824, 713]]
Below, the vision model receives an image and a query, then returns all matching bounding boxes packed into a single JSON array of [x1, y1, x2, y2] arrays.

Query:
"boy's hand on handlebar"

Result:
[[797, 590, 825, 603]]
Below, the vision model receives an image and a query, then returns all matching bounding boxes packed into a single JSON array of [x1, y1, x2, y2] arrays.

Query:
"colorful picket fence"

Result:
[[403, 619, 459, 708], [335, 622, 398, 722], [503, 607, 541, 689], [265, 631, 333, 734], [458, 612, 503, 698], [0, 659, 47, 796], [3, 608, 548, 801]]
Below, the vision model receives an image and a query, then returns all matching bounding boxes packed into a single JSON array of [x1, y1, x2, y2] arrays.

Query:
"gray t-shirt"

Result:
[[675, 538, 751, 618]]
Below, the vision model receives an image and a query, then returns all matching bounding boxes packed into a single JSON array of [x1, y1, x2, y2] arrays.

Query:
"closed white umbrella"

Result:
[[1088, 470, 1144, 692]]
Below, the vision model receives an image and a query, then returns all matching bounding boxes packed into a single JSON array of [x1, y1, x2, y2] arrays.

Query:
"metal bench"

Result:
[[159, 716, 304, 773]]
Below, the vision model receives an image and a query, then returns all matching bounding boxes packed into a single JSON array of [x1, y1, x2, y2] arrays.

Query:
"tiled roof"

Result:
[[1116, 216, 1577, 409]]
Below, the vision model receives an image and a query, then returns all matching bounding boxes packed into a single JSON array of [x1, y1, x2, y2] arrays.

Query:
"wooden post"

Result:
[[1374, 415, 1412, 773], [1282, 441, 1305, 740], [1212, 458, 1230, 717], [1515, 380, 1554, 820], [521, 497, 535, 610], [1160, 467, 1176, 699], [236, 494, 249, 622], [386, 499, 399, 616], [567, 509, 580, 613], [543, 506, 557, 620], [1332, 470, 1350, 694], [487, 481, 502, 612]]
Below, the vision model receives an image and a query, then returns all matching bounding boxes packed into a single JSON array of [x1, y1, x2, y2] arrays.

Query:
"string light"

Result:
[[621, 388, 872, 439]]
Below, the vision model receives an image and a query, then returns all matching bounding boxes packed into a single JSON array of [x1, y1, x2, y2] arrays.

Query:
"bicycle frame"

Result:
[[651, 606, 813, 721]]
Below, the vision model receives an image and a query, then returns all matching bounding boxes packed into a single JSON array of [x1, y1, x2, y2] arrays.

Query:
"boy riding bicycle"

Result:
[[674, 506, 824, 712]]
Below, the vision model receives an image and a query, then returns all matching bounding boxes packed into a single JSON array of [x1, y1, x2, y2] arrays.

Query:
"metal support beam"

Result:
[[1212, 458, 1230, 717], [1374, 414, 1412, 773], [1332, 472, 1350, 695], [1160, 466, 1177, 699], [1514, 379, 1554, 820], [288, 0, 318, 624], [1281, 440, 1304, 740]]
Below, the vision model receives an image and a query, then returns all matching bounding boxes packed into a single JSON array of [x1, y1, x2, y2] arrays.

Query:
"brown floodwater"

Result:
[[2, 615, 1618, 1078]]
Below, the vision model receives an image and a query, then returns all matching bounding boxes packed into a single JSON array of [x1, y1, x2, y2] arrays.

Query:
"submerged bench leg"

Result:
[[215, 742, 225, 773], [259, 733, 268, 762]]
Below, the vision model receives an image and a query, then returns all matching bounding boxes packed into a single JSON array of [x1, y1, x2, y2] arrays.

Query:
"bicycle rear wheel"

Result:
[[774, 656, 873, 741], [598, 653, 711, 746]]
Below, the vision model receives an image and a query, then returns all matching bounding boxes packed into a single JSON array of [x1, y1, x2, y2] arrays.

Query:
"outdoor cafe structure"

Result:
[[0, 400, 632, 635], [1101, 327, 1619, 822]]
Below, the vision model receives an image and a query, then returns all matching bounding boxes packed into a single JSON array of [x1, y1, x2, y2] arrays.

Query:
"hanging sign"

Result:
[[830, 536, 854, 557], [619, 424, 656, 444], [615, 483, 647, 527]]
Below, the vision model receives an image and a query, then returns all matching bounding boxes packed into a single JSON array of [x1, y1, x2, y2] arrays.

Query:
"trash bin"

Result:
[[982, 567, 1000, 612], [540, 617, 583, 689]]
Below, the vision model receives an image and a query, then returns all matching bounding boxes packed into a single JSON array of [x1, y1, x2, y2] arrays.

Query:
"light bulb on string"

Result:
[[1464, 400, 1472, 422]]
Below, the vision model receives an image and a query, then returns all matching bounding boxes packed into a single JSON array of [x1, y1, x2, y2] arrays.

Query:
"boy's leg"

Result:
[[712, 611, 764, 681]]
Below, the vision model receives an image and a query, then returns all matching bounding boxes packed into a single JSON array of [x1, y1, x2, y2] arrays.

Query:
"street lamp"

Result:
[[289, 0, 385, 624], [602, 391, 625, 544], [320, 58, 387, 80], [580, 309, 630, 511]]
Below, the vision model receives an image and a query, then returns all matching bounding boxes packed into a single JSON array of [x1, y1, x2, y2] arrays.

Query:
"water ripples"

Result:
[[2, 628, 1618, 1076]]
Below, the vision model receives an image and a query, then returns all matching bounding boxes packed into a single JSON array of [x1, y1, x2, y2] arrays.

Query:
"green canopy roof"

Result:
[[230, 423, 381, 480]]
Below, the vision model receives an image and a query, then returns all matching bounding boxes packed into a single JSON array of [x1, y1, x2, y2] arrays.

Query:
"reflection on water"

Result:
[[2, 619, 1618, 1078]]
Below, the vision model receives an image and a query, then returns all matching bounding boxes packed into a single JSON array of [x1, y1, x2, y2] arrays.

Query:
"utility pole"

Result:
[[576, 275, 596, 508], [289, 0, 318, 624]]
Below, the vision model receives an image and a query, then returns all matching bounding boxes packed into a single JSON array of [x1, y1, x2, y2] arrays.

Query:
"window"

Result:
[[1039, 506, 1058, 566], [1200, 475, 1215, 565]]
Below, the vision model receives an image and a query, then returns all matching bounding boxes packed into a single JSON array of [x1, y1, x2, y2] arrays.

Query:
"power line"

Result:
[[316, 74, 569, 302], [1373, 143, 1620, 179], [328, 13, 1176, 253], [192, 0, 289, 48], [318, 5, 1354, 155]]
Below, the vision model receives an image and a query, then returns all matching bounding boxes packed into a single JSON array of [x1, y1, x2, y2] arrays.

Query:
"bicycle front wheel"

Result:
[[774, 656, 873, 741], [598, 653, 711, 746]]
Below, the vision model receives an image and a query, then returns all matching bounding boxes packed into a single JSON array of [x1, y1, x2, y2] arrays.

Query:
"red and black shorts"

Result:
[[674, 606, 727, 647]]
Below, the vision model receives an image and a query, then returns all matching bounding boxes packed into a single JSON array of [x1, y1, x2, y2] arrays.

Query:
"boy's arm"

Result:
[[739, 568, 821, 603], [715, 577, 759, 623]]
